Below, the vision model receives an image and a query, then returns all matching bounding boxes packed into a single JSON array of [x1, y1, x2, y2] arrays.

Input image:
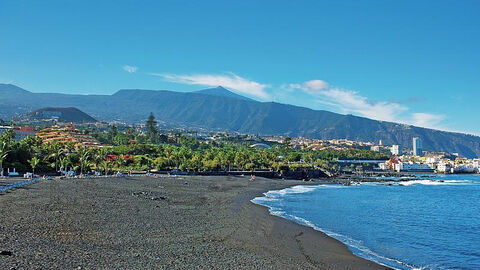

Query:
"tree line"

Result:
[[0, 125, 389, 176]]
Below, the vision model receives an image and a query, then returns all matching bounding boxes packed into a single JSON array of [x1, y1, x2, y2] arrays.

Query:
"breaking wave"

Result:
[[395, 179, 476, 186]]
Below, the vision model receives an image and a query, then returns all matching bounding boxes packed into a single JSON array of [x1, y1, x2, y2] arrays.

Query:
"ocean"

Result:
[[252, 174, 480, 270]]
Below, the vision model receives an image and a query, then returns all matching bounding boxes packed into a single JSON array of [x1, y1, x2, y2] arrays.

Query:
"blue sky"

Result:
[[1, 0, 479, 134]]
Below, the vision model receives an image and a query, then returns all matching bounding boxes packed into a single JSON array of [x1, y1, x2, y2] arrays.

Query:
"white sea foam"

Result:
[[397, 179, 474, 186], [357, 179, 477, 187], [294, 215, 422, 269], [251, 185, 425, 270], [262, 185, 319, 198], [260, 205, 420, 270], [253, 196, 278, 202], [270, 210, 285, 216]]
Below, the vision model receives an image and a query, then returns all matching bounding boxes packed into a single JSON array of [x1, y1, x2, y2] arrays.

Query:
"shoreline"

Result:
[[1, 175, 389, 269], [250, 184, 398, 270], [243, 182, 391, 270]]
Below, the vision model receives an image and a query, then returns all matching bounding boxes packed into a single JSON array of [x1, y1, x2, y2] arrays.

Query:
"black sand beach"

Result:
[[0, 176, 388, 269]]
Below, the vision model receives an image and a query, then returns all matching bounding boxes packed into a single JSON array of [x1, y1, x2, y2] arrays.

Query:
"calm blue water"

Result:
[[252, 175, 480, 270]]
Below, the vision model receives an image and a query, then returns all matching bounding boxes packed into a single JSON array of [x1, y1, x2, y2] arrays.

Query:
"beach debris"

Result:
[[132, 191, 148, 196], [0, 250, 13, 256], [132, 191, 167, 201], [150, 196, 166, 200]]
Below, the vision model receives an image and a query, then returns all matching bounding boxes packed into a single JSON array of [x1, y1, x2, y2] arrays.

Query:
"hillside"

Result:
[[27, 107, 97, 123], [1, 83, 479, 158]]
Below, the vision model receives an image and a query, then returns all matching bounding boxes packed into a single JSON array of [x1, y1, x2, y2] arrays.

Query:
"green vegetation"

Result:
[[0, 140, 10, 177], [0, 122, 388, 176], [28, 156, 40, 174]]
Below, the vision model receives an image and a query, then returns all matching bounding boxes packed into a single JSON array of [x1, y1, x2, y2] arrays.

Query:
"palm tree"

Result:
[[164, 145, 173, 166], [78, 147, 91, 176], [29, 156, 40, 175], [98, 148, 110, 173], [59, 156, 66, 172], [88, 148, 101, 173], [100, 159, 111, 175], [225, 149, 235, 171], [0, 142, 9, 177], [48, 142, 64, 173], [59, 155, 72, 173], [171, 148, 181, 169]]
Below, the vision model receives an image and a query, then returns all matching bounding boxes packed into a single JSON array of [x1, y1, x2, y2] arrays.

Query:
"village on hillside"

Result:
[[1, 112, 479, 178]]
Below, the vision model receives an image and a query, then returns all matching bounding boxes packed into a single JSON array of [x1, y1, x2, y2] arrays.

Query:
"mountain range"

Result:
[[1, 83, 479, 158]]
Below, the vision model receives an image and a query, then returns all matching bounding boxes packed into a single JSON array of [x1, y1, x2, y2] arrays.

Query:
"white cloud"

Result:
[[290, 79, 447, 129], [411, 113, 446, 129], [316, 88, 409, 122], [122, 65, 138, 73], [288, 79, 329, 92], [152, 72, 270, 100]]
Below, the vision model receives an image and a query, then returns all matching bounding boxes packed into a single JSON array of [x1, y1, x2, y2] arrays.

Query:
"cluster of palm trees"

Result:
[[0, 127, 389, 176], [0, 129, 117, 176], [26, 144, 108, 176]]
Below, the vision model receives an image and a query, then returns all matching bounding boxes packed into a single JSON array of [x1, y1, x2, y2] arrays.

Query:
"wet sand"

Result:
[[0, 176, 388, 269]]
